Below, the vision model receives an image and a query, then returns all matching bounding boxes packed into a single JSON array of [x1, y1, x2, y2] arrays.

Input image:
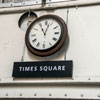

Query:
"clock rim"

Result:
[[25, 14, 68, 57]]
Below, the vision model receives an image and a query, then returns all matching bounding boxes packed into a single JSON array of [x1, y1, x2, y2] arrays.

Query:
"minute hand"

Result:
[[44, 24, 49, 35]]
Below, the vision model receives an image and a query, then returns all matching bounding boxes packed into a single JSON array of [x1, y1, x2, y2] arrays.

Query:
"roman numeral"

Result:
[[49, 42, 52, 46], [45, 20, 48, 25], [31, 34, 36, 37], [53, 37, 57, 41], [32, 39, 37, 43], [55, 32, 59, 34], [50, 22, 53, 26], [39, 23, 42, 27], [53, 26, 58, 29], [36, 42, 40, 47], [43, 44, 45, 49], [33, 28, 38, 31]]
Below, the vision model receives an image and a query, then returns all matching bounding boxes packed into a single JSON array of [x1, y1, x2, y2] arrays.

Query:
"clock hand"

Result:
[[39, 23, 45, 35], [42, 28, 45, 34], [44, 24, 49, 35]]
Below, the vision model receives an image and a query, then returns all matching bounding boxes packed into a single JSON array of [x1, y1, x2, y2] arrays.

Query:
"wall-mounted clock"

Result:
[[25, 14, 68, 56]]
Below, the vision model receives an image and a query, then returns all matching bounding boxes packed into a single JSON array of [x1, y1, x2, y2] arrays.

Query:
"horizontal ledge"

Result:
[[0, 80, 100, 86], [0, 98, 91, 100], [0, 0, 100, 14]]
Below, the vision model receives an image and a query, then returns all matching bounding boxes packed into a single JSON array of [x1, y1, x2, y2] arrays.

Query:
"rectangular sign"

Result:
[[12, 61, 73, 78]]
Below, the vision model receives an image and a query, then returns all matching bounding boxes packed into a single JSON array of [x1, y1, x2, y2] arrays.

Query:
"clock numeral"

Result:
[[50, 22, 53, 26], [45, 20, 48, 25], [32, 39, 37, 43], [49, 42, 52, 46], [55, 32, 59, 34], [53, 26, 58, 29], [33, 28, 38, 31], [39, 23, 42, 27], [43, 44, 45, 49], [36, 42, 40, 47], [31, 34, 36, 37], [53, 37, 57, 41]]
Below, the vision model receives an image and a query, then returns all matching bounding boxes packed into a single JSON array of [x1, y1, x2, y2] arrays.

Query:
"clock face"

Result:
[[25, 15, 67, 56], [29, 18, 61, 50]]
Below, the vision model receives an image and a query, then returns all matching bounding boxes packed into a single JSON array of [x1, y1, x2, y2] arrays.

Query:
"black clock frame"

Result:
[[25, 14, 68, 57]]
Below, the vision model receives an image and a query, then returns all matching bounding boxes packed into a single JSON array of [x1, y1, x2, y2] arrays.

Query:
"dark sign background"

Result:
[[12, 61, 73, 78]]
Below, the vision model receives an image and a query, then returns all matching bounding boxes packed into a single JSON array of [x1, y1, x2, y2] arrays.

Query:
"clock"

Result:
[[25, 14, 68, 56]]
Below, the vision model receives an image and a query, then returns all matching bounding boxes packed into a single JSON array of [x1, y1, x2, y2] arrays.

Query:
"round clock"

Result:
[[25, 14, 68, 56]]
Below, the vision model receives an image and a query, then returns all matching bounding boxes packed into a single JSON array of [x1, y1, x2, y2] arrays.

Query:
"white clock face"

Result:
[[28, 18, 62, 50]]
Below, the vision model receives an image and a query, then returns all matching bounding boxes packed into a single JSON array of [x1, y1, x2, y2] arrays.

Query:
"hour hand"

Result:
[[39, 23, 45, 35], [42, 28, 45, 34]]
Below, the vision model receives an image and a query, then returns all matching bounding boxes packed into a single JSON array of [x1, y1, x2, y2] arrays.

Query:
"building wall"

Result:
[[0, 1, 100, 99], [0, 6, 100, 79]]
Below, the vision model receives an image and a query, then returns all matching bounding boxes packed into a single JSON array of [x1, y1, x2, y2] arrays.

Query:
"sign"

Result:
[[12, 61, 73, 78]]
